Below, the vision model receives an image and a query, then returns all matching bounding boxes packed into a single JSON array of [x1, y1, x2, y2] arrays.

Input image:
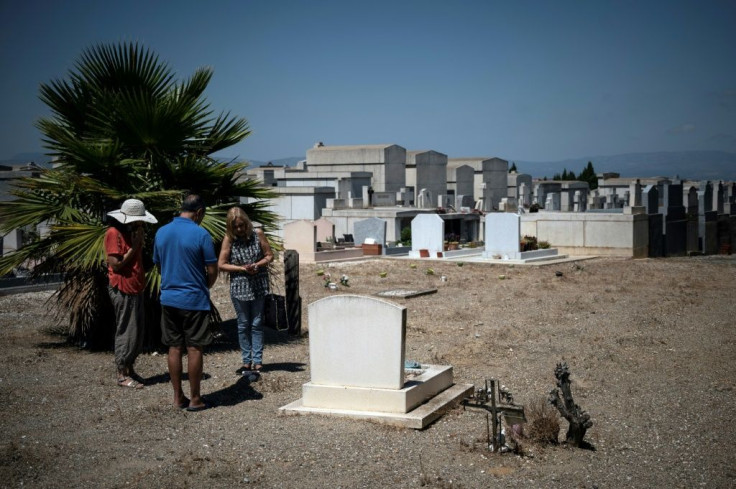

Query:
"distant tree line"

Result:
[[508, 161, 598, 190], [551, 162, 598, 189]]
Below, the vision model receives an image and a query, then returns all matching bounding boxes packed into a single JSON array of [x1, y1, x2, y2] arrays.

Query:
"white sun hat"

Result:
[[107, 199, 158, 224]]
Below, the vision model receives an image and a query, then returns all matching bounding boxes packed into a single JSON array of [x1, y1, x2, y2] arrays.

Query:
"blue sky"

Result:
[[1, 0, 734, 163]]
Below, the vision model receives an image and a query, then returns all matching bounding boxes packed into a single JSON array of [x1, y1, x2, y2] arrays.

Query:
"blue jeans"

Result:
[[232, 295, 265, 366]]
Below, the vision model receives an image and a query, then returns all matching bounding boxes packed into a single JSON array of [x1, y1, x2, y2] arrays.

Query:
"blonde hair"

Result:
[[225, 206, 254, 240]]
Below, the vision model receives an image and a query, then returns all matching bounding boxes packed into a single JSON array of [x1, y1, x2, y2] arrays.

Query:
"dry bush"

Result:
[[524, 397, 560, 445]]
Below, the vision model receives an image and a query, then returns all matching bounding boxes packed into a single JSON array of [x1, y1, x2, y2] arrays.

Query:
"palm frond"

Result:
[[49, 224, 108, 269], [199, 112, 251, 154]]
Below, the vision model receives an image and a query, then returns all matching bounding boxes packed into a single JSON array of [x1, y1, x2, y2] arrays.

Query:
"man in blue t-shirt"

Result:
[[153, 194, 218, 411]]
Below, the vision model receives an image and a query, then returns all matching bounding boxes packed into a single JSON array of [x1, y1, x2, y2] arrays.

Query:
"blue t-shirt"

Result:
[[153, 217, 217, 311]]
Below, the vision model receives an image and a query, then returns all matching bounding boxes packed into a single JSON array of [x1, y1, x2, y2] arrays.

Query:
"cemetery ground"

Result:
[[1, 255, 735, 489]]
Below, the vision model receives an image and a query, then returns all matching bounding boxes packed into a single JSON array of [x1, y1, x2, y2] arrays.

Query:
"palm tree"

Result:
[[0, 42, 278, 347]]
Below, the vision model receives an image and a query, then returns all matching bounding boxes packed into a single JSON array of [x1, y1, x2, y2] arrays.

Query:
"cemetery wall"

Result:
[[521, 212, 649, 257]]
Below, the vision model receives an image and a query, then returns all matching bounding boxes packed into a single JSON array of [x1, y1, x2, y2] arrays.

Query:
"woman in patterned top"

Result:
[[218, 206, 274, 373]]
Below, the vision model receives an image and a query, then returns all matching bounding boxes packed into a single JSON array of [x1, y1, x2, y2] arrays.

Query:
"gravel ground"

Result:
[[1, 255, 735, 488]]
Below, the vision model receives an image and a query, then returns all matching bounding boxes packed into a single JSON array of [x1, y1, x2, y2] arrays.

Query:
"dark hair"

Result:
[[109, 218, 129, 233], [181, 194, 205, 212]]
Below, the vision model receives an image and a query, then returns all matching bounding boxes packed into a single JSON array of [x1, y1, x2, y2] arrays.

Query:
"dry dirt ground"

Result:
[[1, 255, 735, 488]]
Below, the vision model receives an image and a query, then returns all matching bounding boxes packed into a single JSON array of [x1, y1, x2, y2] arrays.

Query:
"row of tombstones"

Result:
[[643, 181, 735, 256]]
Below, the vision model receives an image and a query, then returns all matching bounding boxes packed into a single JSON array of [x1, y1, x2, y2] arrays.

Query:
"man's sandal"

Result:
[[117, 377, 144, 389]]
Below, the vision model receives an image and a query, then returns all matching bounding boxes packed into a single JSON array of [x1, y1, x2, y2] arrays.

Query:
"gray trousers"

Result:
[[108, 286, 145, 372]]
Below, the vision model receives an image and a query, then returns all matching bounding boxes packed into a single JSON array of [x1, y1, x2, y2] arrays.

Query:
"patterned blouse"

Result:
[[229, 231, 270, 301]]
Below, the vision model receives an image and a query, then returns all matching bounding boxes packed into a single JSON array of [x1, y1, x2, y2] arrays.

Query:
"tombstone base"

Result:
[[482, 248, 562, 262], [280, 365, 473, 429]]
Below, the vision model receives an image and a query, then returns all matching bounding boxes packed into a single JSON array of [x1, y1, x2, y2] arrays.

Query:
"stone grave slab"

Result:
[[375, 288, 438, 299]]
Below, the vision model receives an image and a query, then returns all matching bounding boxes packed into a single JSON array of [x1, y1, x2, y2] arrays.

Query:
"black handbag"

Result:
[[263, 293, 288, 331]]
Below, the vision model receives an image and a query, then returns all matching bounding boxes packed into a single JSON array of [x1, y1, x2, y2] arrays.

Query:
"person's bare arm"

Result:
[[206, 262, 218, 288], [257, 229, 274, 268], [107, 227, 143, 273]]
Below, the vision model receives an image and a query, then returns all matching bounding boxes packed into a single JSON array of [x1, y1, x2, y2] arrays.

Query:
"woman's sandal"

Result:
[[117, 376, 144, 389], [253, 364, 263, 372], [235, 364, 252, 375]]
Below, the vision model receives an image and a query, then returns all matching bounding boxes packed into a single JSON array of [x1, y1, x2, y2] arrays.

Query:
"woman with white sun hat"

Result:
[[105, 199, 157, 389]]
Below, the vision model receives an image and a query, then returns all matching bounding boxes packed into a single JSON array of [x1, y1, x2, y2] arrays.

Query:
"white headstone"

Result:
[[410, 213, 444, 256], [483, 213, 521, 259], [308, 295, 406, 389]]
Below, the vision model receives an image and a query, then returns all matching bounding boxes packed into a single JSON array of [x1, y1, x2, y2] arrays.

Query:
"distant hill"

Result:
[[3, 150, 734, 181], [0, 152, 53, 168], [513, 151, 736, 181], [246, 151, 736, 181], [245, 157, 304, 168]]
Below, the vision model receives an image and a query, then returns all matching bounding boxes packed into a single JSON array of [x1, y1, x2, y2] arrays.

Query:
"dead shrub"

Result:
[[524, 397, 560, 445]]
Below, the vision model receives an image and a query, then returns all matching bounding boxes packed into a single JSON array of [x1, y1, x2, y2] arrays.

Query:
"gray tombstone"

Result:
[[574, 190, 584, 212], [397, 187, 413, 206], [699, 181, 713, 213], [519, 182, 530, 208], [643, 185, 663, 257], [643, 185, 659, 215], [698, 182, 718, 254], [629, 180, 642, 207], [545, 193, 561, 211], [417, 188, 432, 209], [456, 194, 474, 210], [714, 181, 725, 214], [373, 192, 396, 207], [284, 250, 301, 335], [685, 186, 698, 215], [648, 214, 664, 257], [662, 181, 687, 256], [354, 217, 387, 248]]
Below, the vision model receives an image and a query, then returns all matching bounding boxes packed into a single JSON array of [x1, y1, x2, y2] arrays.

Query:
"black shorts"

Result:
[[160, 306, 213, 348]]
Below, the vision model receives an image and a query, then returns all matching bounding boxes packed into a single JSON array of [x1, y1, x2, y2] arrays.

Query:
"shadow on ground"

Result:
[[207, 318, 303, 354], [205, 374, 264, 406]]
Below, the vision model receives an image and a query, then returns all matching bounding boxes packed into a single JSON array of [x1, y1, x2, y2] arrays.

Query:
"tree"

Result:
[[509, 162, 517, 173], [578, 161, 598, 190], [0, 42, 278, 347]]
